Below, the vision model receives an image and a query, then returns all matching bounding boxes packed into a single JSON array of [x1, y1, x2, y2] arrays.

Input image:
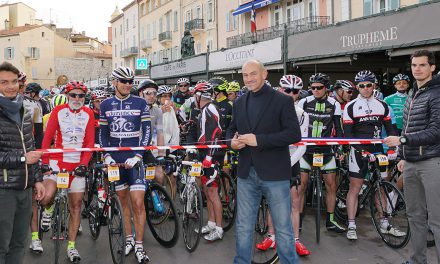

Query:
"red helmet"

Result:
[[193, 82, 213, 99], [65, 80, 88, 94]]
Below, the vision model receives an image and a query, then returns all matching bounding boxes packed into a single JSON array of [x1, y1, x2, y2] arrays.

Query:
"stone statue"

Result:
[[181, 30, 195, 58]]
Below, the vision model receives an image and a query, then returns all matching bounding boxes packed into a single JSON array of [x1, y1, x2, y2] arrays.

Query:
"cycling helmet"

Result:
[[309, 73, 331, 88], [196, 79, 207, 84], [334, 80, 355, 91], [137, 79, 159, 93], [18, 72, 27, 83], [51, 87, 60, 95], [299, 90, 309, 100], [226, 81, 240, 93], [25, 82, 42, 93], [91, 89, 108, 100], [157, 85, 173, 96], [65, 80, 88, 94], [193, 82, 214, 99], [392, 73, 410, 85], [209, 77, 229, 92], [111, 66, 134, 80], [355, 70, 376, 83], [51, 94, 67, 108], [177, 77, 190, 85], [279, 75, 303, 90]]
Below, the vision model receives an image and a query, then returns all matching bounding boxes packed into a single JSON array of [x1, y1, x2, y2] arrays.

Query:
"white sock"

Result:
[[348, 220, 356, 229], [268, 233, 275, 241], [207, 221, 216, 228]]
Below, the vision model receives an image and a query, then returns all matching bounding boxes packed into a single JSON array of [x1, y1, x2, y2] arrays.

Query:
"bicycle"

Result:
[[50, 170, 71, 264], [252, 196, 279, 264], [335, 151, 410, 248], [171, 152, 204, 252], [86, 163, 126, 264], [143, 162, 180, 248], [216, 163, 237, 233]]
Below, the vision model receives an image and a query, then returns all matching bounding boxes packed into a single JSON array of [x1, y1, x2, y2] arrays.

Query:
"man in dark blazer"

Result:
[[227, 60, 301, 264]]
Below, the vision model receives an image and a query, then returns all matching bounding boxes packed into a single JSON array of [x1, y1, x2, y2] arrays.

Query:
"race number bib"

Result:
[[190, 163, 202, 177], [108, 166, 120, 182], [376, 154, 389, 166], [313, 153, 324, 167], [145, 166, 155, 180], [56, 172, 69, 189]]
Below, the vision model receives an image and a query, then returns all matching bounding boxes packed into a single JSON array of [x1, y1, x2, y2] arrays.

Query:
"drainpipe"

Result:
[[283, 24, 288, 75]]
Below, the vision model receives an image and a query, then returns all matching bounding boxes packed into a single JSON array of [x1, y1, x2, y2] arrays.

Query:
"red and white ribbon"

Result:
[[38, 138, 384, 154]]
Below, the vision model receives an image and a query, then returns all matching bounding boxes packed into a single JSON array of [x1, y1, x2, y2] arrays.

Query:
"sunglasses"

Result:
[[179, 84, 189, 87], [93, 99, 104, 103], [311, 85, 325, 91], [343, 90, 353, 94], [357, 83, 374, 89], [143, 91, 157, 96], [161, 94, 172, 98], [118, 79, 134, 84], [68, 93, 86, 99], [284, 88, 300, 95]]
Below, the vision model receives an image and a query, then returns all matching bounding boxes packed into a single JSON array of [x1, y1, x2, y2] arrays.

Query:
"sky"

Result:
[[16, 0, 133, 42]]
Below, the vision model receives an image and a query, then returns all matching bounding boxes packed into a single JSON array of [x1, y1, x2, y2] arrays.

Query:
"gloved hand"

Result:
[[362, 151, 376, 162], [41, 164, 52, 175], [202, 155, 213, 168], [156, 156, 166, 166], [104, 155, 116, 165], [74, 165, 88, 177], [387, 149, 397, 161], [125, 156, 141, 168]]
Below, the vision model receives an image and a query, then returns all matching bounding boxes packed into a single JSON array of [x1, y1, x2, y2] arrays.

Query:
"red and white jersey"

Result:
[[42, 104, 95, 169]]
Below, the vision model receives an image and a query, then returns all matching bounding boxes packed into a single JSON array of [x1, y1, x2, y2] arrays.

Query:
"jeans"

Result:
[[0, 188, 32, 264], [404, 157, 440, 264], [234, 167, 299, 264]]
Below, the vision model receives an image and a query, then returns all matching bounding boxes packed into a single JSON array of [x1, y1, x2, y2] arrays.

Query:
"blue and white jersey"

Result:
[[99, 95, 151, 161]]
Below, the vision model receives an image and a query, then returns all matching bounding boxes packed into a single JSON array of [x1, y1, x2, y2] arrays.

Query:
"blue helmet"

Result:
[[392, 74, 410, 85], [355, 70, 376, 83]]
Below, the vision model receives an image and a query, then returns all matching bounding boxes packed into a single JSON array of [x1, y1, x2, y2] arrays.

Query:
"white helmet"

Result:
[[112, 66, 134, 80], [279, 75, 303, 90], [177, 77, 190, 85], [157, 85, 173, 96]]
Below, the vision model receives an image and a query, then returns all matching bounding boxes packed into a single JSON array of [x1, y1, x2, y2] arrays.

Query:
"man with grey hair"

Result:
[[227, 60, 301, 264]]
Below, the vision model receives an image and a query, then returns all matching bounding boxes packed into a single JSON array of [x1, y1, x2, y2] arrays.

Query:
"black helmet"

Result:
[[309, 73, 331, 88], [25, 82, 42, 93], [137, 79, 159, 94]]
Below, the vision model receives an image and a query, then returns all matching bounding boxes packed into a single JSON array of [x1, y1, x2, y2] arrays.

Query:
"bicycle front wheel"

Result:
[[88, 193, 101, 240], [145, 184, 179, 248], [252, 199, 279, 264], [370, 181, 410, 249], [53, 200, 61, 264], [108, 194, 125, 264], [314, 174, 322, 244], [182, 182, 203, 252], [219, 173, 237, 232]]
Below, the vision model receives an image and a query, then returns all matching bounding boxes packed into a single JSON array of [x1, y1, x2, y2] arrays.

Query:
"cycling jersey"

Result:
[[23, 97, 43, 124], [41, 104, 95, 170], [149, 104, 164, 146], [384, 92, 407, 130], [99, 95, 151, 162], [213, 97, 233, 138], [290, 105, 309, 165], [92, 108, 100, 144], [172, 90, 190, 109]]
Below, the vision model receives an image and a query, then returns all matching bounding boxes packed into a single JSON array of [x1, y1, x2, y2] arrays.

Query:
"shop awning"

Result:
[[233, 0, 280, 16]]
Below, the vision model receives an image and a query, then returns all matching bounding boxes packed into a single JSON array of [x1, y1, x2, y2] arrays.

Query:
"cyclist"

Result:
[[137, 79, 166, 185], [158, 85, 180, 146], [333, 80, 355, 110], [297, 73, 346, 234], [25, 82, 50, 115], [343, 70, 401, 240], [22, 82, 44, 148], [210, 77, 232, 136], [226, 81, 240, 102], [193, 82, 225, 241], [42, 94, 68, 131], [256, 75, 311, 256], [89, 89, 108, 144], [40, 80, 95, 262], [384, 74, 410, 135], [173, 77, 191, 110], [99, 66, 151, 263]]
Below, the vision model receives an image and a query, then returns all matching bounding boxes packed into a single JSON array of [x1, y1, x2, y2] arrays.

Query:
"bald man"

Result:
[[227, 60, 301, 264]]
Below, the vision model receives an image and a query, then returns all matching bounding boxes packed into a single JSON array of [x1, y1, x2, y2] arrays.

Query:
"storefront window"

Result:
[[364, 0, 373, 15]]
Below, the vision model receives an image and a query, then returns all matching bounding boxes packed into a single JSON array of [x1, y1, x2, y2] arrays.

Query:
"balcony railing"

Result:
[[226, 16, 330, 49], [141, 39, 152, 50], [185, 18, 204, 31], [159, 31, 172, 43], [121, 46, 138, 57]]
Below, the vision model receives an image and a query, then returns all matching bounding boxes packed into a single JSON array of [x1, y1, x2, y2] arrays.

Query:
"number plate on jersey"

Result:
[[145, 167, 155, 180], [190, 164, 202, 177], [108, 166, 120, 182], [313, 153, 324, 167], [56, 172, 69, 189], [376, 154, 389, 166]]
